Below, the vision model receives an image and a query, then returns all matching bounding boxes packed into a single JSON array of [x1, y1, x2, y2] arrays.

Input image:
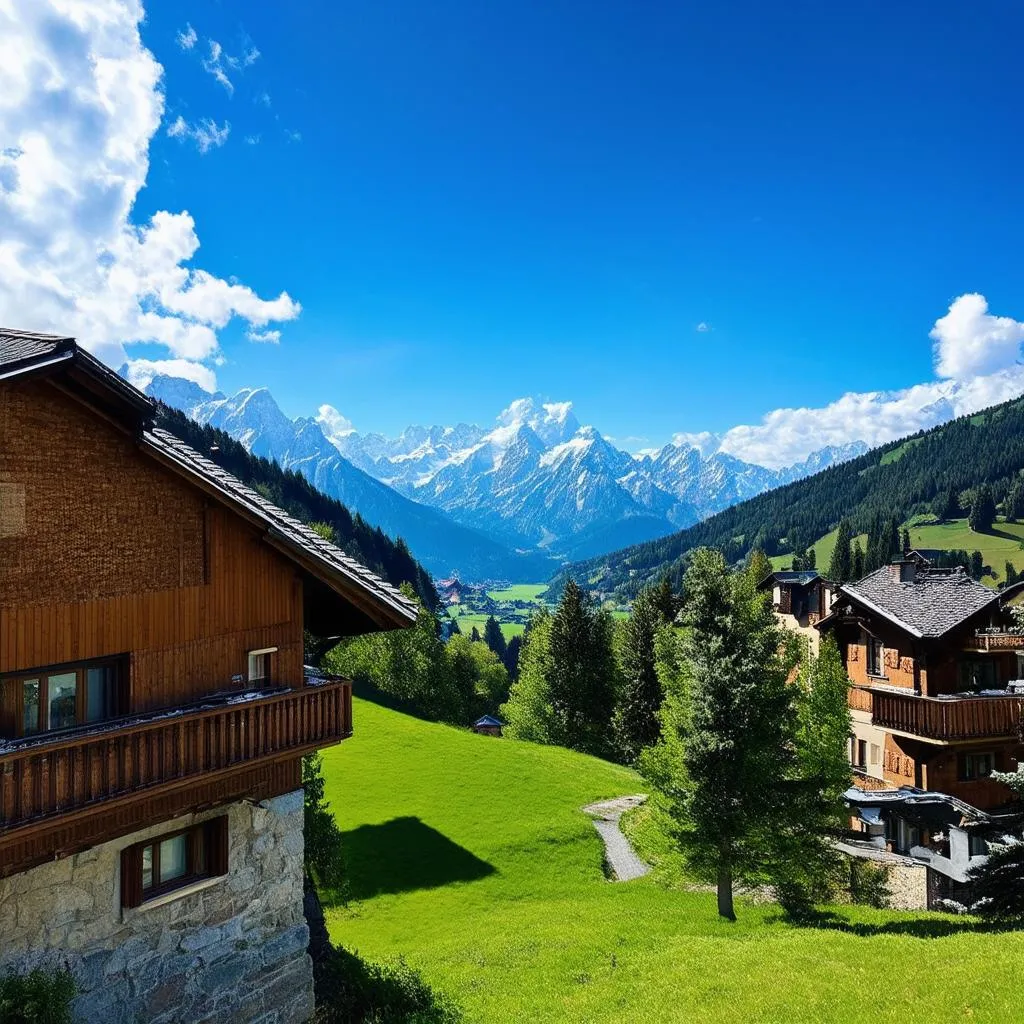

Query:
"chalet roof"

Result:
[[2, 328, 418, 633], [836, 566, 999, 639], [0, 328, 74, 371], [757, 570, 825, 590]]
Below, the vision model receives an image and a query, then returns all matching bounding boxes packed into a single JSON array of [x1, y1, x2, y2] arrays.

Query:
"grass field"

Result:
[[321, 699, 1024, 1023], [485, 583, 549, 603], [906, 517, 1024, 585], [447, 607, 525, 640]]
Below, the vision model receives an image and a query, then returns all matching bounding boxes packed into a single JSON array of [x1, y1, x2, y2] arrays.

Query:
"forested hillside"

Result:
[[155, 404, 440, 610], [555, 394, 1024, 599]]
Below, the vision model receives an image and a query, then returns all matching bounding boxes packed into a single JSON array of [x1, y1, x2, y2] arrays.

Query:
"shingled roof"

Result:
[[838, 565, 999, 639], [2, 327, 418, 632]]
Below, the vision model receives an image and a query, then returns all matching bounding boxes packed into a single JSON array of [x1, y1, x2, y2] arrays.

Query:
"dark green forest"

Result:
[[555, 395, 1024, 599], [155, 403, 439, 610]]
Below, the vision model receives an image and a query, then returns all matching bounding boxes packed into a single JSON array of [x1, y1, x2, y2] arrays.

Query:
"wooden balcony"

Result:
[[870, 688, 1024, 742], [0, 680, 351, 837], [965, 631, 1024, 652]]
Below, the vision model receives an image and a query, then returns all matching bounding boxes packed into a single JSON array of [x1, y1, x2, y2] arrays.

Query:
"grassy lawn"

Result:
[[907, 517, 1024, 585], [448, 608, 525, 640], [320, 699, 1024, 1023], [485, 583, 549, 603]]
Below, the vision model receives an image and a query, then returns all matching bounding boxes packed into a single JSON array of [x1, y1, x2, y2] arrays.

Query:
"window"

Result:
[[958, 659, 996, 691], [968, 832, 989, 858], [892, 816, 920, 854], [247, 647, 277, 685], [121, 816, 228, 908], [1, 658, 125, 739], [869, 743, 881, 767], [960, 752, 996, 781], [867, 638, 884, 677]]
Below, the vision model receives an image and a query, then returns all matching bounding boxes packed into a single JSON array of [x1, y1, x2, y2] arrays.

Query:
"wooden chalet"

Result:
[[817, 558, 1024, 904], [757, 570, 836, 654], [0, 329, 417, 1022]]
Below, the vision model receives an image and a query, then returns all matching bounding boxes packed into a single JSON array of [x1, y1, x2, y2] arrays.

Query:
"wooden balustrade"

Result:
[[966, 632, 1024, 652], [0, 681, 350, 833], [870, 688, 1023, 741]]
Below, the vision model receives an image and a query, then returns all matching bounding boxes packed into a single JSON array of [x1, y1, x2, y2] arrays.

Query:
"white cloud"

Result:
[[123, 357, 217, 392], [0, 0, 300, 390], [681, 294, 1024, 470], [244, 134, 261, 145], [247, 328, 280, 344], [695, 321, 710, 332], [202, 39, 234, 94], [256, 91, 271, 108], [167, 115, 230, 153], [931, 292, 1024, 378], [317, 404, 356, 443], [284, 128, 302, 143], [176, 23, 197, 50]]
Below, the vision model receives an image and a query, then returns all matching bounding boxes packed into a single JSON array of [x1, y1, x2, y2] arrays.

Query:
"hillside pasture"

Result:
[[320, 698, 1024, 1023]]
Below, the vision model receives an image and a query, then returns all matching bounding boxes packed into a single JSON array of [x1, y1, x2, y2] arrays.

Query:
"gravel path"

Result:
[[582, 794, 650, 881]]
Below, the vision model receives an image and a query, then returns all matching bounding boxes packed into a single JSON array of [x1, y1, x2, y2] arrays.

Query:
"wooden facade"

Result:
[[821, 570, 1024, 812], [0, 338, 414, 879]]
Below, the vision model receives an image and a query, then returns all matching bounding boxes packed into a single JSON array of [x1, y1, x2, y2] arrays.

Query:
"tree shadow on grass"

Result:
[[769, 907, 1019, 939], [334, 816, 495, 904]]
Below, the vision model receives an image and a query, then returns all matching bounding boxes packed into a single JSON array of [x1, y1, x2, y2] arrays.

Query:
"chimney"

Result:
[[889, 559, 916, 583]]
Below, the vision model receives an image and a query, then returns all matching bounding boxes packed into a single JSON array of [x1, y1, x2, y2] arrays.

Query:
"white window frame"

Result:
[[247, 647, 278, 684]]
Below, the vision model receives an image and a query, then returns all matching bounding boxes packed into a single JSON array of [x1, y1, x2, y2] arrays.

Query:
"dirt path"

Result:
[[582, 795, 650, 881]]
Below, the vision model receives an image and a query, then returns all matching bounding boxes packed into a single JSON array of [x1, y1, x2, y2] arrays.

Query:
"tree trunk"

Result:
[[717, 854, 736, 921]]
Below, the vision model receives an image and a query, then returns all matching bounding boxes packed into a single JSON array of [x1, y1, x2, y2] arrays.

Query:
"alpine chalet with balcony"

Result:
[[0, 329, 417, 1022]]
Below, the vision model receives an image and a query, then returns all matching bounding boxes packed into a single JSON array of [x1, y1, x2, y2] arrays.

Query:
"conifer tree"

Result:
[[828, 519, 853, 583], [651, 576, 681, 622], [1007, 479, 1024, 523], [548, 581, 619, 757], [612, 588, 665, 764], [852, 541, 865, 581], [901, 527, 911, 554], [933, 486, 960, 523], [483, 615, 508, 661], [501, 613, 556, 743], [1005, 562, 1018, 588], [504, 633, 522, 681], [470, 625, 481, 643], [969, 484, 997, 533], [966, 767, 1024, 921], [970, 550, 984, 580], [640, 549, 799, 920]]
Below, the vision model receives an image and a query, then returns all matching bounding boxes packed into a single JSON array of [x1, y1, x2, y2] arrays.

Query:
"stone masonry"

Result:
[[0, 791, 313, 1024]]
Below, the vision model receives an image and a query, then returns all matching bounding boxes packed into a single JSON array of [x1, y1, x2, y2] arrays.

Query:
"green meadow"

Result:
[[320, 698, 1024, 1023]]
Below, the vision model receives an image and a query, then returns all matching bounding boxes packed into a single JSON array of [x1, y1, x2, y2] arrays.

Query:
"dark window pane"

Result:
[[159, 835, 187, 883], [22, 679, 40, 735], [86, 666, 112, 723], [46, 672, 77, 731]]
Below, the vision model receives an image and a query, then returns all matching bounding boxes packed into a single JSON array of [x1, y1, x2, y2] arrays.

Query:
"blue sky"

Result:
[[5, 1, 1024, 463]]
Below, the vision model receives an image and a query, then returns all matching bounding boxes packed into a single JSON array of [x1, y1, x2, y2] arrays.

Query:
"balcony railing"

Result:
[[870, 688, 1023, 741], [0, 680, 351, 833], [966, 631, 1024, 652]]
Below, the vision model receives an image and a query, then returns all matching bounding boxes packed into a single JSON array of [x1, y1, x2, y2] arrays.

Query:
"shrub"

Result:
[[848, 857, 892, 909], [0, 969, 76, 1024], [313, 943, 462, 1024], [303, 752, 347, 896]]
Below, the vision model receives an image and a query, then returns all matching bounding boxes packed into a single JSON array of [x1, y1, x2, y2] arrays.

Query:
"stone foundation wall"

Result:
[[885, 860, 928, 911], [0, 791, 313, 1024]]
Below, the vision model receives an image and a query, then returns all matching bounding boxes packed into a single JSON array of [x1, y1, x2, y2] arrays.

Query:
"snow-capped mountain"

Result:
[[140, 377, 869, 578]]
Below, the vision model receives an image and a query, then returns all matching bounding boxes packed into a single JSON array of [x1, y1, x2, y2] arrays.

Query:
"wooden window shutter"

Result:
[[121, 845, 143, 909], [205, 815, 229, 877]]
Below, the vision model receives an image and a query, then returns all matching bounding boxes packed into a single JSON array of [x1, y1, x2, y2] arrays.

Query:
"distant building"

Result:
[[757, 570, 836, 655], [817, 558, 1024, 908], [472, 715, 504, 737], [436, 576, 466, 605]]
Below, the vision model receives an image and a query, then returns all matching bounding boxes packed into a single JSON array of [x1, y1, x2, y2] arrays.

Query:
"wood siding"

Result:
[[1, 380, 305, 714]]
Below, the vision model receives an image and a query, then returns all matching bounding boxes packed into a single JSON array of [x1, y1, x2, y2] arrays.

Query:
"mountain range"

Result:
[[139, 374, 868, 580]]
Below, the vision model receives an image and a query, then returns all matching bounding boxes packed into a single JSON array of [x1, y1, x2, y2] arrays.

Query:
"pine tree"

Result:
[[547, 581, 619, 757], [1005, 562, 1018, 588], [501, 613, 556, 743], [806, 547, 816, 570], [933, 486, 960, 523], [966, 767, 1024, 920], [901, 527, 911, 554], [652, 576, 680, 622], [828, 519, 854, 584], [640, 549, 799, 921], [470, 625, 481, 642], [1007, 479, 1024, 523], [504, 633, 522, 680], [483, 615, 508, 661], [852, 541, 865, 581], [612, 588, 665, 764], [969, 484, 997, 533], [970, 550, 984, 580]]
